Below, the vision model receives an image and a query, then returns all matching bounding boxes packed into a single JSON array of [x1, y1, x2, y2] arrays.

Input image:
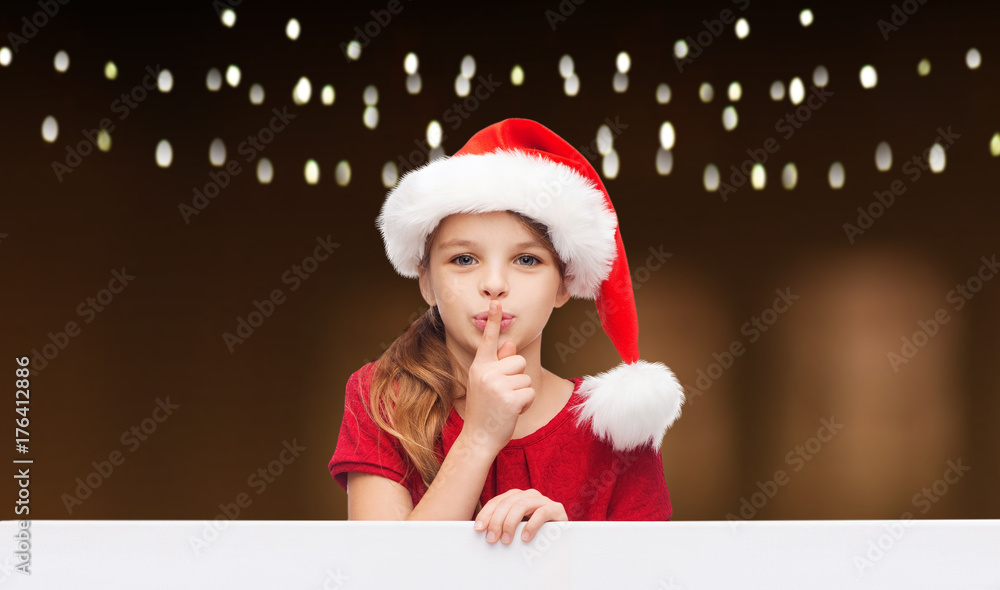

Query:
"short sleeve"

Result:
[[605, 445, 673, 521], [329, 365, 411, 493]]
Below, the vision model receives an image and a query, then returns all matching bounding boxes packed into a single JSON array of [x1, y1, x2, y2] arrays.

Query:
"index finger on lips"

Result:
[[474, 299, 502, 363]]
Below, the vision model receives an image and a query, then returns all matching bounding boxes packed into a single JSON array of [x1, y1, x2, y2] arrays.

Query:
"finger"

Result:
[[474, 299, 502, 363], [520, 503, 564, 542], [516, 383, 535, 414], [497, 353, 527, 376], [487, 490, 536, 545], [497, 339, 516, 360], [475, 490, 519, 543], [473, 495, 502, 535], [501, 373, 532, 391], [499, 498, 535, 545]]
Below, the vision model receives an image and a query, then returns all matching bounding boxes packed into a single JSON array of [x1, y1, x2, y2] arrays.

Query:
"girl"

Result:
[[329, 118, 685, 545]]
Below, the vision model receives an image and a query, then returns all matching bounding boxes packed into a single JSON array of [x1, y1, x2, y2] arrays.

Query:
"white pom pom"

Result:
[[573, 360, 685, 452]]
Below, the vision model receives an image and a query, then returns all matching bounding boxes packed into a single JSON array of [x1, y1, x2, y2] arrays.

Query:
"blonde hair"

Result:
[[365, 211, 567, 518]]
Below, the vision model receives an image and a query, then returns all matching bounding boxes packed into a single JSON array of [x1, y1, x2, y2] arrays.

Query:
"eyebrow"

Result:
[[437, 238, 544, 251]]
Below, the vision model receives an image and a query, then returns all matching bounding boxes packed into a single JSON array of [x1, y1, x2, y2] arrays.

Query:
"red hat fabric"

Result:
[[376, 118, 684, 452]]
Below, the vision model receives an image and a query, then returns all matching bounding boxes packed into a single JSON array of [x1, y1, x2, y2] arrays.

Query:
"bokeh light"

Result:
[[41, 116, 58, 143], [511, 65, 525, 86], [770, 80, 786, 101], [155, 140, 173, 168], [659, 122, 675, 150], [335, 160, 351, 187], [656, 149, 673, 176], [722, 106, 738, 131], [875, 142, 892, 171], [829, 162, 845, 188], [860, 65, 877, 89], [206, 68, 222, 91], [928, 143, 946, 173], [735, 18, 750, 39], [699, 82, 714, 103], [54, 50, 69, 73], [728, 81, 742, 102], [404, 53, 418, 75], [656, 83, 671, 104], [286, 18, 301, 41], [249, 84, 265, 105], [304, 159, 320, 184], [782, 163, 798, 189], [965, 48, 981, 70], [293, 76, 312, 105], [226, 65, 241, 87], [704, 164, 720, 191], [209, 138, 226, 167], [257, 158, 273, 184]]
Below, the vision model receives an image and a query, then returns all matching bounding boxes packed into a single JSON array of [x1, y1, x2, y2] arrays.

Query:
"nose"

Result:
[[480, 262, 508, 299]]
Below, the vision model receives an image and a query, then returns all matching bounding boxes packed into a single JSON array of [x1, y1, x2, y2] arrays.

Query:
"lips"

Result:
[[472, 311, 515, 321], [472, 309, 515, 332]]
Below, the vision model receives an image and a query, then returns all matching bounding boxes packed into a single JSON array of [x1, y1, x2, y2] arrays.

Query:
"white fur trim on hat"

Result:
[[573, 360, 686, 452], [376, 149, 619, 299]]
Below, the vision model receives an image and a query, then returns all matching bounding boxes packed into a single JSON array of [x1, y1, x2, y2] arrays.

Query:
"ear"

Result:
[[553, 276, 572, 309], [418, 266, 437, 307]]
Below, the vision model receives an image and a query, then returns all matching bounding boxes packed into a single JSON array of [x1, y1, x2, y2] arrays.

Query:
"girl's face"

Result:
[[418, 211, 571, 362]]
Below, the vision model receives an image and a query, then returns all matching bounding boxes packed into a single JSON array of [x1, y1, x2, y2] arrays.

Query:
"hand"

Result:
[[473, 488, 568, 544], [464, 300, 535, 455]]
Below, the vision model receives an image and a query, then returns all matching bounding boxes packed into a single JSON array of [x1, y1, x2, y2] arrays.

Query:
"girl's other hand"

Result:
[[472, 488, 568, 544], [463, 300, 534, 456]]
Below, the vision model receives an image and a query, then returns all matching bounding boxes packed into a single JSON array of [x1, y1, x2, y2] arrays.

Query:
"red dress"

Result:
[[329, 361, 673, 521]]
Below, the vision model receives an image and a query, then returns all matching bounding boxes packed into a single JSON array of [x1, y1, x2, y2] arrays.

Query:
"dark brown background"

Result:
[[1, 0, 997, 521]]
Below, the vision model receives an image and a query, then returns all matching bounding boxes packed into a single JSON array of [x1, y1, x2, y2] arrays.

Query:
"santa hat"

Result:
[[375, 118, 684, 453]]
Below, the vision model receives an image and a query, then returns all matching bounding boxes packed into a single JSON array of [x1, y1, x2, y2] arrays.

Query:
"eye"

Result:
[[517, 255, 541, 266], [451, 255, 476, 266]]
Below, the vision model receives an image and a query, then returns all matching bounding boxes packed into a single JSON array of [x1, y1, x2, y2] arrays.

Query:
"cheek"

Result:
[[434, 277, 466, 316], [534, 279, 562, 301], [435, 276, 471, 306]]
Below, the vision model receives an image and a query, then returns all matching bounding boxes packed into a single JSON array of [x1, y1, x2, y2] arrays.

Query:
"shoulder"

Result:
[[344, 360, 402, 421], [356, 359, 382, 381], [342, 361, 382, 413], [564, 376, 587, 414], [346, 360, 388, 394]]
